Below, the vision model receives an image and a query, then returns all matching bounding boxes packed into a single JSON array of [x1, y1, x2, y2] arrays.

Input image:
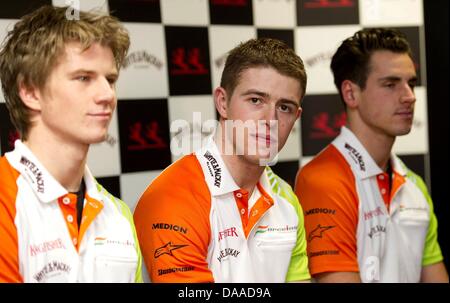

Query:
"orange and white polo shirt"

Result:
[[134, 139, 310, 283], [295, 127, 443, 282], [0, 140, 143, 283]]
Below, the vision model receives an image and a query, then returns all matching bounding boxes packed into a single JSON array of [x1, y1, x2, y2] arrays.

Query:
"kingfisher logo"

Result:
[[364, 207, 384, 221], [218, 227, 238, 241], [29, 238, 66, 257]]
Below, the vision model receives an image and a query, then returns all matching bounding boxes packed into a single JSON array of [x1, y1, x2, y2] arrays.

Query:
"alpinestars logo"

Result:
[[204, 151, 222, 187], [154, 242, 188, 259], [344, 143, 366, 171], [308, 224, 335, 242]]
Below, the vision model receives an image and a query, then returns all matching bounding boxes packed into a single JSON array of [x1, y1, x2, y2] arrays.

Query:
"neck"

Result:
[[215, 127, 265, 194], [24, 128, 89, 192], [347, 121, 394, 172]]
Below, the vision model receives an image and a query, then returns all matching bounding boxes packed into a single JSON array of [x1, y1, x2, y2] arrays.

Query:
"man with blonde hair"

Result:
[[0, 5, 142, 282]]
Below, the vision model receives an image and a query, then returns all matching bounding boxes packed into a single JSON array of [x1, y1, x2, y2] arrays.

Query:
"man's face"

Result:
[[355, 50, 417, 138], [218, 66, 302, 165], [37, 42, 118, 146]]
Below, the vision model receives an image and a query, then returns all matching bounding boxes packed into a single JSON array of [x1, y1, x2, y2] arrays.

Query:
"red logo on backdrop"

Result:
[[304, 0, 354, 8], [128, 121, 167, 151], [212, 0, 247, 6], [310, 111, 346, 139], [8, 130, 20, 150], [170, 47, 208, 76]]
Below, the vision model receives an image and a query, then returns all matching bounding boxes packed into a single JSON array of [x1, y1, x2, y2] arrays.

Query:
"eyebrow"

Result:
[[241, 89, 300, 106], [378, 75, 418, 83], [68, 69, 118, 77]]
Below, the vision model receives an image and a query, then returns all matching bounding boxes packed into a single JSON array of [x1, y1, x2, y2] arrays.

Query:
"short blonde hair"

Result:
[[0, 5, 130, 140]]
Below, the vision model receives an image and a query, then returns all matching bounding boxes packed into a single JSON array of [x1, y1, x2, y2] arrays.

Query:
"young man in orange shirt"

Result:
[[134, 38, 310, 283], [295, 28, 448, 283]]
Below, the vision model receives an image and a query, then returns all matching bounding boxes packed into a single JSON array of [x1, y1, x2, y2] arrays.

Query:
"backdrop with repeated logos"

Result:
[[0, 0, 429, 212]]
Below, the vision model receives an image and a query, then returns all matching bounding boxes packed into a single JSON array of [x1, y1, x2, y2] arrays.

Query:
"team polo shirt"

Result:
[[134, 139, 310, 283], [0, 140, 143, 283], [295, 127, 443, 282]]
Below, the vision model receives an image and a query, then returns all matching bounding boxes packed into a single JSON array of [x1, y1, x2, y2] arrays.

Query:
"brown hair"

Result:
[[0, 5, 130, 140], [220, 38, 307, 100]]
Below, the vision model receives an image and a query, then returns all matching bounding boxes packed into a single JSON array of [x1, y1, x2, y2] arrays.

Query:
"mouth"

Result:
[[253, 134, 277, 146], [88, 112, 112, 120], [394, 109, 414, 119]]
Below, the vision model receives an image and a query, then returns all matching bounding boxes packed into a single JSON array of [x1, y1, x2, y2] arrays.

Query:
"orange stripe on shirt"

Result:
[[295, 145, 359, 276], [0, 156, 22, 282], [134, 155, 213, 282]]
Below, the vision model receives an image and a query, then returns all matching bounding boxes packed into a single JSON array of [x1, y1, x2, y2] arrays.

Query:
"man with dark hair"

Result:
[[134, 38, 310, 282], [295, 28, 448, 283], [0, 5, 142, 282]]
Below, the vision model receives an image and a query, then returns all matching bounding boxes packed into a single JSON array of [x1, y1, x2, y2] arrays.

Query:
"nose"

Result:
[[263, 104, 278, 124], [400, 83, 416, 104], [94, 77, 115, 104]]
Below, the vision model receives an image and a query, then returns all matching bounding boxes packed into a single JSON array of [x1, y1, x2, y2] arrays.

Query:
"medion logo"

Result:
[[152, 223, 188, 234], [123, 50, 163, 69], [204, 151, 222, 187], [20, 156, 44, 193], [305, 208, 336, 216], [344, 143, 365, 171]]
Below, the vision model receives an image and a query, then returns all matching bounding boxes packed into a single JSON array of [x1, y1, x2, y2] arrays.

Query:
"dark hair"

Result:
[[330, 28, 413, 101], [221, 38, 307, 99]]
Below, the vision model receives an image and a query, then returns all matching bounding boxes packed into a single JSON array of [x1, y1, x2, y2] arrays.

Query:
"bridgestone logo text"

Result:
[[158, 266, 194, 276], [308, 250, 339, 258]]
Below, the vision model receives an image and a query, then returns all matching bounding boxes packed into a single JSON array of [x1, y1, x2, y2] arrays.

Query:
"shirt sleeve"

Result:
[[295, 150, 360, 277], [283, 184, 311, 282], [407, 171, 444, 266], [0, 157, 22, 283], [133, 156, 214, 283]]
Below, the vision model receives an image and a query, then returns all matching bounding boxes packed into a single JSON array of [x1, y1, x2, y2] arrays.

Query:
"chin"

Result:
[[394, 126, 413, 137], [85, 132, 108, 144]]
